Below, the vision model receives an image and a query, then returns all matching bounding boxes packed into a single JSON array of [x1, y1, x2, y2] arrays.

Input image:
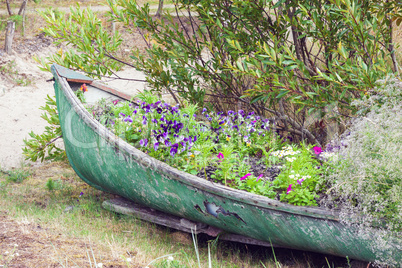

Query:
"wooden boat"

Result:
[[51, 64, 401, 265]]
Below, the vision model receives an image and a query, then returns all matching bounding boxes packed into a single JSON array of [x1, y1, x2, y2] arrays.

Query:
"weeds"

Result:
[[0, 60, 32, 86], [0, 166, 31, 184]]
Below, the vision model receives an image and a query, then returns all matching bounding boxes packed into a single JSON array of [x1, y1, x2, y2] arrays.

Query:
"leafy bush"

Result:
[[323, 77, 402, 234], [37, 0, 401, 145]]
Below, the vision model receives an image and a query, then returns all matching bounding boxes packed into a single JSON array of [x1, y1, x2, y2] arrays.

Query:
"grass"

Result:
[[0, 162, 352, 267]]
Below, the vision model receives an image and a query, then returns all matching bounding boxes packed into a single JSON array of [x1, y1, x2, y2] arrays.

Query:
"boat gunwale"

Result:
[[51, 64, 340, 221]]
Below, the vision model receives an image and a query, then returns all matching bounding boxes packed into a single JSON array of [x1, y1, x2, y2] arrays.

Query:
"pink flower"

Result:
[[297, 178, 304, 185], [217, 152, 224, 162], [256, 174, 263, 182], [313, 146, 322, 155], [286, 184, 293, 194], [112, 99, 120, 105], [240, 173, 251, 181]]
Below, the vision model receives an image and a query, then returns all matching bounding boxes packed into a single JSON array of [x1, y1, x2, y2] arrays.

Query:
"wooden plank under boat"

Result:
[[51, 64, 401, 265]]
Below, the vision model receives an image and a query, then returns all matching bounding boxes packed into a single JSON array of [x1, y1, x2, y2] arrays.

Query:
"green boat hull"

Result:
[[51, 64, 401, 266]]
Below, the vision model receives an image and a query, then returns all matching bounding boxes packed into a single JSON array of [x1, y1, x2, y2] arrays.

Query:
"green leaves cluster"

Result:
[[22, 95, 66, 162], [37, 5, 123, 77]]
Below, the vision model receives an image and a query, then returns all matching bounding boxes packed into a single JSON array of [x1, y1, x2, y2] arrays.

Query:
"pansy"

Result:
[[124, 116, 133, 123], [170, 143, 179, 157], [240, 173, 251, 181], [154, 142, 159, 151], [139, 139, 148, 147]]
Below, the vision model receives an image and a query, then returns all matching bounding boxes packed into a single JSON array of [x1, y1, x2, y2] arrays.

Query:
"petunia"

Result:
[[217, 152, 224, 161], [286, 184, 293, 194], [256, 174, 263, 182], [240, 173, 251, 181], [297, 178, 305, 185], [313, 146, 322, 155], [112, 100, 120, 105]]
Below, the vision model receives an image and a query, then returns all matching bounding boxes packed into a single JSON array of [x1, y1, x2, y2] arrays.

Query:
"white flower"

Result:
[[5, 251, 9, 255], [168, 256, 174, 261], [289, 175, 295, 179], [126, 257, 132, 262], [97, 263, 103, 268]]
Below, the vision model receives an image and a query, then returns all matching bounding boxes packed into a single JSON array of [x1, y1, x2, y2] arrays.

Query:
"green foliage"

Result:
[[1, 168, 31, 184], [37, 4, 123, 76], [22, 95, 66, 162], [46, 178, 55, 191], [37, 0, 401, 145], [324, 78, 402, 235], [95, 96, 332, 206], [0, 15, 23, 31]]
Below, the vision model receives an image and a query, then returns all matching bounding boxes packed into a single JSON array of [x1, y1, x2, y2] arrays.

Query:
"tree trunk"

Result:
[[4, 21, 16, 54], [156, 0, 164, 17], [21, 0, 28, 36], [6, 0, 13, 16], [18, 0, 28, 16]]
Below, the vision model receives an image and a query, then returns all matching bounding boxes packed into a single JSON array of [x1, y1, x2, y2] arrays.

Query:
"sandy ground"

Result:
[[0, 41, 147, 170]]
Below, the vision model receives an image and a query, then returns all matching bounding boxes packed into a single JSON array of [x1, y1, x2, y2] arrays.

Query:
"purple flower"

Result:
[[124, 116, 133, 123], [238, 110, 244, 117], [133, 110, 138, 114], [240, 173, 251, 181], [202, 108, 207, 114], [297, 178, 304, 185], [286, 184, 293, 194], [170, 143, 179, 157], [154, 142, 159, 151], [165, 139, 172, 147], [119, 112, 126, 117], [79, 192, 84, 197], [139, 139, 148, 147]]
